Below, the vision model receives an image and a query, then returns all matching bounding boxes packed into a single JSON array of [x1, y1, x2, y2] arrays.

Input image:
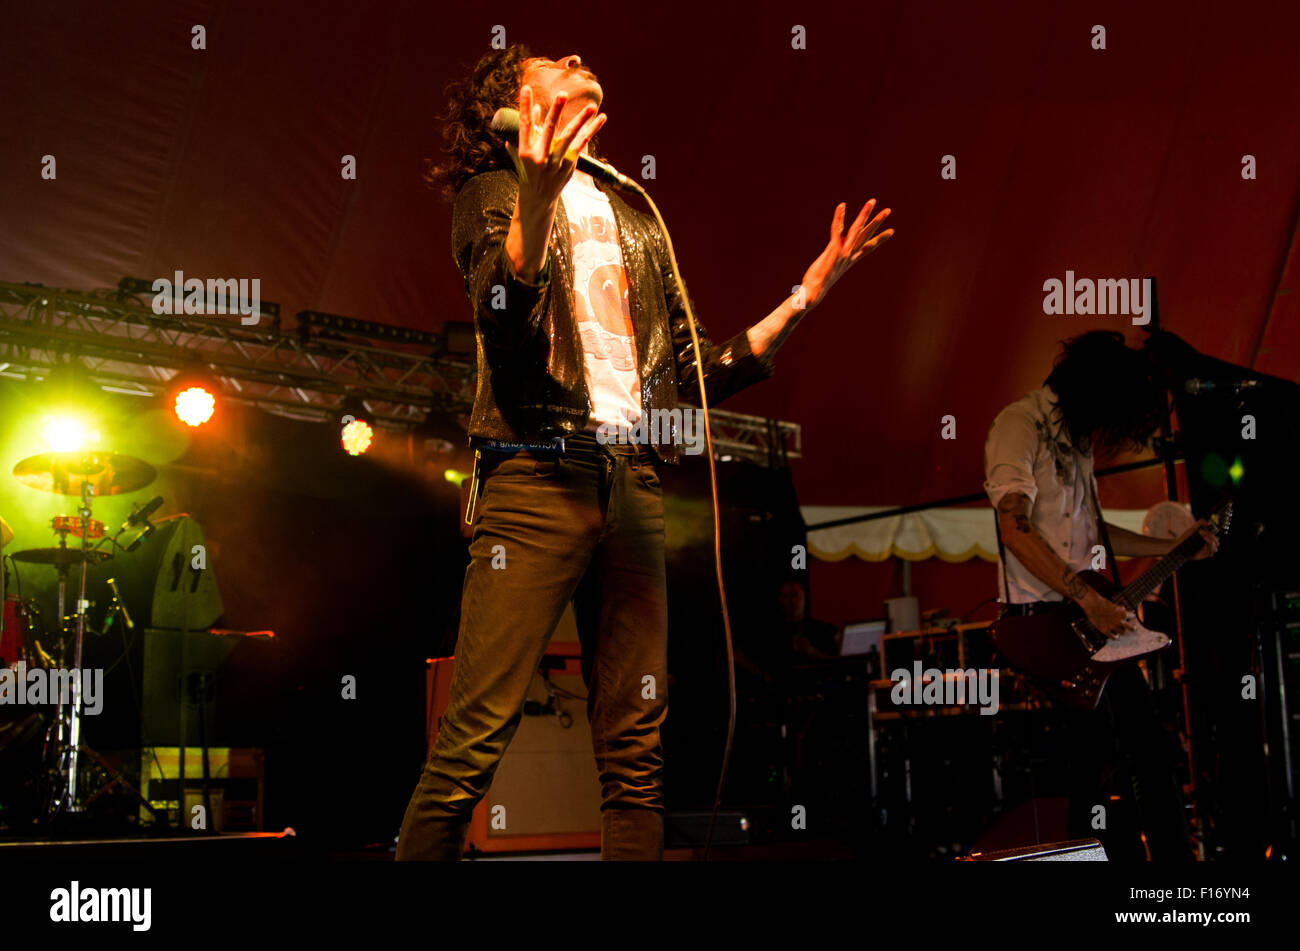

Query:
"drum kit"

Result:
[[2, 449, 162, 823]]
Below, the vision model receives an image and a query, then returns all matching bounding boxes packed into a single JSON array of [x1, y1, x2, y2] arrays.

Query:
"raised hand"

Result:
[[502, 85, 606, 282], [799, 200, 894, 309], [506, 84, 606, 214]]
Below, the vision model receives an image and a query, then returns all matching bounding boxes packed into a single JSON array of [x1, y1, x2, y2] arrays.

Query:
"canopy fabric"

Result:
[[802, 505, 1149, 563], [1, 2, 1296, 512]]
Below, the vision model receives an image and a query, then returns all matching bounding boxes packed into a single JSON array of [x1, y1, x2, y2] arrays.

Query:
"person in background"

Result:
[[984, 330, 1218, 861]]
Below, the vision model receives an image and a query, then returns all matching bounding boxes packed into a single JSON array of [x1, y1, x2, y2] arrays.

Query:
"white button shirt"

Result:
[[983, 387, 1101, 604]]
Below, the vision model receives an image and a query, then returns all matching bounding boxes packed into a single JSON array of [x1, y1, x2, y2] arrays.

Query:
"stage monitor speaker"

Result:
[[87, 515, 223, 631], [83, 628, 272, 749], [141, 629, 238, 746], [960, 838, 1108, 861]]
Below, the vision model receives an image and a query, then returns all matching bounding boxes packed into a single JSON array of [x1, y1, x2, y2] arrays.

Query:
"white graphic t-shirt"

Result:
[[561, 173, 642, 430]]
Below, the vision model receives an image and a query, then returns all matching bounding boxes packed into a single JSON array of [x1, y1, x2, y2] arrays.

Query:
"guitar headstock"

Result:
[[1208, 498, 1234, 537]]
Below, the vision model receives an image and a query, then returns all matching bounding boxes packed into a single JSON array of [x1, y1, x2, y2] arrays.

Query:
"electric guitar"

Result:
[[990, 499, 1233, 711]]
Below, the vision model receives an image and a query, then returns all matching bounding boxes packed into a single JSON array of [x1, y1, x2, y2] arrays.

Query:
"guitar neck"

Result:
[[1122, 531, 1207, 606]]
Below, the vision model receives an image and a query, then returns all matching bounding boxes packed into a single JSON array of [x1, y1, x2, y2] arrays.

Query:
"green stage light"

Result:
[[1229, 457, 1245, 485], [444, 468, 468, 487], [1199, 452, 1229, 488]]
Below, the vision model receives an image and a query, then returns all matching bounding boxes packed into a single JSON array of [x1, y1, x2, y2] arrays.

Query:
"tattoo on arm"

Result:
[[997, 493, 1032, 533], [996, 494, 1024, 515], [996, 492, 1091, 602]]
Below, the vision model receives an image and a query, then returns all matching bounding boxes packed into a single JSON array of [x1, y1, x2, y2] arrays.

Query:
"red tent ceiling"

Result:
[[3, 0, 1298, 511]]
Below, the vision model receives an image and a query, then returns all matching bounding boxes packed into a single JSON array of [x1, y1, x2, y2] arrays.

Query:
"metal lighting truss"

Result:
[[0, 281, 801, 466]]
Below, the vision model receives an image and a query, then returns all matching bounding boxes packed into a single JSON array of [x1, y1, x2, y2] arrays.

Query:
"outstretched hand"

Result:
[[799, 200, 894, 309], [506, 84, 606, 213]]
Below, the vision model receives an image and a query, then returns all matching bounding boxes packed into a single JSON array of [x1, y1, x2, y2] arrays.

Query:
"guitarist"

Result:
[[983, 330, 1218, 861]]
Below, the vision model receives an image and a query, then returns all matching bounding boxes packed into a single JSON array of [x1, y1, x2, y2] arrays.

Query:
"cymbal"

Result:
[[10, 547, 113, 567], [12, 453, 156, 496]]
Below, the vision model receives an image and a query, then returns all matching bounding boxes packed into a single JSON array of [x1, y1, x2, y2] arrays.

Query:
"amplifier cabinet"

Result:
[[425, 638, 601, 853]]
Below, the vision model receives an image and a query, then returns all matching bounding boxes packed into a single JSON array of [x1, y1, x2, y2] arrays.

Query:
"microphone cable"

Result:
[[625, 179, 737, 862]]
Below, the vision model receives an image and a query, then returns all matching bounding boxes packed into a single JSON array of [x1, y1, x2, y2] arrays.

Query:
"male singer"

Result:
[[397, 46, 894, 860]]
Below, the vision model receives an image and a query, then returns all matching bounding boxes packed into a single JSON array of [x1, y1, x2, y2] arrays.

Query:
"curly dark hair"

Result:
[[1044, 330, 1166, 455], [422, 45, 604, 201]]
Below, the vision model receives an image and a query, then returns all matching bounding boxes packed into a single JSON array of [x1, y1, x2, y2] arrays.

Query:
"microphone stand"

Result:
[[1148, 278, 1203, 859]]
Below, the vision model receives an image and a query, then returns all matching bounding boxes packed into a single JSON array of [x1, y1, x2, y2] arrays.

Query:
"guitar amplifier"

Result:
[[959, 838, 1108, 861], [425, 621, 601, 853]]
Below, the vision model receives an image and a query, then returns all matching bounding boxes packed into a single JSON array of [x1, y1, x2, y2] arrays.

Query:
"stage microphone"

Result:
[[121, 496, 164, 532], [1183, 378, 1262, 395], [124, 523, 155, 554], [490, 108, 642, 194]]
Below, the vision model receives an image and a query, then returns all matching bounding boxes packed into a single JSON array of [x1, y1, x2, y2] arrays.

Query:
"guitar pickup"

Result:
[[1071, 620, 1101, 654]]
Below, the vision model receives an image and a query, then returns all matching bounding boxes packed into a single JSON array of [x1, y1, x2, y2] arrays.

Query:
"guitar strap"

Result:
[[1086, 466, 1123, 589], [992, 512, 1013, 606]]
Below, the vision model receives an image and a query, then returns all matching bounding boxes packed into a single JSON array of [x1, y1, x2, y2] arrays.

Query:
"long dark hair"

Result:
[[423, 45, 534, 201], [1044, 330, 1166, 455], [423, 45, 605, 201]]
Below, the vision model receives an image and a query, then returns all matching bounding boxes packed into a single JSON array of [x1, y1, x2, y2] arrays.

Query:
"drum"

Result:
[[51, 515, 105, 541], [1, 595, 38, 669]]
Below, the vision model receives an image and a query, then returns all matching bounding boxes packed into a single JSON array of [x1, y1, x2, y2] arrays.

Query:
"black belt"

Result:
[[465, 431, 656, 528], [475, 431, 655, 463]]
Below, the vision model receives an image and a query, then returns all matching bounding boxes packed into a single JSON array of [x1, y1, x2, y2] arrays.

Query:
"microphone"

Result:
[[1183, 378, 1262, 395], [121, 496, 164, 532], [124, 524, 155, 553], [490, 108, 642, 194]]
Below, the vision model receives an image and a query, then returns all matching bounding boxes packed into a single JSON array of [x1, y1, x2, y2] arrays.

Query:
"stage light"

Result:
[[341, 418, 374, 456], [444, 468, 468, 487], [42, 416, 97, 452], [1199, 452, 1229, 488], [39, 360, 104, 450], [167, 366, 222, 428], [338, 395, 375, 456], [174, 386, 216, 427], [1229, 457, 1244, 485], [297, 309, 437, 347]]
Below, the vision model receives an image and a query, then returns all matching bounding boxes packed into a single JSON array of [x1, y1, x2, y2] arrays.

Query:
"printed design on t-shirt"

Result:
[[562, 179, 643, 429], [568, 211, 636, 372], [580, 265, 635, 372]]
